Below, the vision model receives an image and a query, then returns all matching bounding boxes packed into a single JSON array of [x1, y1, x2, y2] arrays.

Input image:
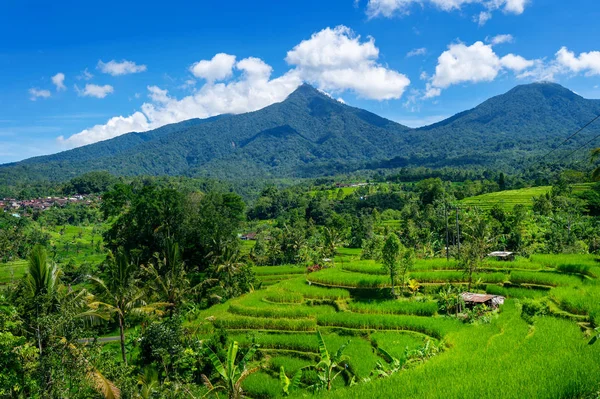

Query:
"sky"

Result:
[[1, 0, 600, 164]]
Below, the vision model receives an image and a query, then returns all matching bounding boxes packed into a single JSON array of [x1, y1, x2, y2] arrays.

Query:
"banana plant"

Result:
[[279, 366, 302, 396], [371, 347, 402, 378], [306, 330, 351, 391], [201, 341, 260, 399]]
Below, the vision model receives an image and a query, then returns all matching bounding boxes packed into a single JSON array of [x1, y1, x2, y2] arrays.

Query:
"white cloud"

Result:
[[285, 26, 410, 100], [97, 59, 147, 76], [425, 40, 536, 97], [555, 47, 600, 76], [500, 54, 534, 72], [57, 112, 149, 147], [77, 68, 94, 81], [29, 88, 51, 101], [475, 11, 492, 25], [75, 84, 114, 98], [59, 25, 411, 147], [190, 53, 236, 82], [365, 0, 529, 24], [407, 47, 427, 57], [488, 34, 514, 45], [51, 73, 66, 91]]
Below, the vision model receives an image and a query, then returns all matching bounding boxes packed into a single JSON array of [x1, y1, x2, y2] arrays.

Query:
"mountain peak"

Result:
[[285, 83, 330, 102]]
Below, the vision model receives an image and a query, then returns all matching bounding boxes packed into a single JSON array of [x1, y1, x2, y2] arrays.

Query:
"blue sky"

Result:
[[1, 0, 599, 164]]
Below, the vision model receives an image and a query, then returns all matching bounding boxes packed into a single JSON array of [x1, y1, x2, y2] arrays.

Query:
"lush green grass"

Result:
[[323, 302, 600, 399], [279, 278, 351, 300], [308, 268, 506, 288], [485, 284, 546, 299], [0, 259, 28, 285], [197, 253, 600, 399], [369, 331, 431, 361], [509, 271, 584, 287], [348, 300, 438, 317], [264, 290, 304, 304], [460, 184, 592, 210], [254, 265, 307, 276], [316, 313, 459, 339], [461, 186, 551, 210]]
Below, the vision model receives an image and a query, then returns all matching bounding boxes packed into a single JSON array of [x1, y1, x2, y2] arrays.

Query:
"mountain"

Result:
[[2, 82, 600, 183]]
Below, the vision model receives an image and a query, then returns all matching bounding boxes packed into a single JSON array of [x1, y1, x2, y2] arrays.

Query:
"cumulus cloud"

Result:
[[500, 54, 535, 72], [365, 0, 528, 24], [97, 59, 147, 76], [488, 34, 514, 45], [29, 88, 51, 101], [555, 47, 600, 76], [407, 47, 427, 57], [51, 73, 66, 91], [425, 40, 536, 97], [286, 26, 410, 99], [75, 84, 114, 98], [190, 53, 236, 82], [77, 68, 94, 81], [58, 25, 410, 148]]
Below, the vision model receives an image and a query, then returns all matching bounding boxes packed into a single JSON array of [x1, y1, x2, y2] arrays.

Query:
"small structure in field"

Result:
[[487, 251, 515, 261], [461, 292, 505, 309], [241, 232, 258, 240]]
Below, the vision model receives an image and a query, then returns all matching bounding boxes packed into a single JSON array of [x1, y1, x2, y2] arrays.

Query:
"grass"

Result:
[[254, 265, 307, 276], [460, 184, 592, 210], [279, 278, 351, 300], [323, 301, 600, 399], [461, 186, 552, 210], [0, 259, 28, 285], [263, 290, 304, 304], [316, 313, 459, 339], [348, 300, 438, 317], [194, 252, 600, 398], [509, 271, 584, 287], [308, 268, 506, 288]]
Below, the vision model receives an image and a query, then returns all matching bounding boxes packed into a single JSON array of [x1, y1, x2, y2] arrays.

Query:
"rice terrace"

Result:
[[3, 1, 600, 398]]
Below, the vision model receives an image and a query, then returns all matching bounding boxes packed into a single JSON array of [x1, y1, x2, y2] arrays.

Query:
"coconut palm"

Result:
[[142, 238, 189, 316], [214, 245, 246, 299], [89, 250, 169, 364], [201, 341, 260, 399], [25, 244, 61, 299]]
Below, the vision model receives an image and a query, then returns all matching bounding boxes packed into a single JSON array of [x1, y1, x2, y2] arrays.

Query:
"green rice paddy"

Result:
[[188, 251, 600, 398]]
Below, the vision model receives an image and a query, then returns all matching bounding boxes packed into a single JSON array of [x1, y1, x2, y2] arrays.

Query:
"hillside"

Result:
[[1, 82, 600, 182]]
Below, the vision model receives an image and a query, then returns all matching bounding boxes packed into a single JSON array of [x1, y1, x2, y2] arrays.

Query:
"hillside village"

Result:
[[0, 195, 93, 213]]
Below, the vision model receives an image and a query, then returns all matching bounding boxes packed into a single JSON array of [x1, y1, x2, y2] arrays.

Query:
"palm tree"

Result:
[[25, 245, 62, 354], [142, 238, 189, 316], [214, 246, 246, 299], [591, 148, 600, 180], [89, 250, 168, 364], [25, 244, 61, 299], [201, 341, 260, 399]]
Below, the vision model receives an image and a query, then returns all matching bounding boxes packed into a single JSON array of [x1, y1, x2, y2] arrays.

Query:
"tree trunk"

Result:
[[391, 273, 396, 297], [119, 314, 127, 365]]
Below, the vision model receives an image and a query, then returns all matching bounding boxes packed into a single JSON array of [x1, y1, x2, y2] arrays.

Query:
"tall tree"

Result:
[[89, 250, 167, 364], [382, 233, 401, 297]]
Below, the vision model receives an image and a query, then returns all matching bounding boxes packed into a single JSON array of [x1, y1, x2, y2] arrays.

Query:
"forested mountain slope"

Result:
[[2, 82, 600, 182]]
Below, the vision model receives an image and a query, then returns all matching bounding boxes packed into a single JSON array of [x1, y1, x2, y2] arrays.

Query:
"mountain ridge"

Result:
[[2, 82, 600, 182]]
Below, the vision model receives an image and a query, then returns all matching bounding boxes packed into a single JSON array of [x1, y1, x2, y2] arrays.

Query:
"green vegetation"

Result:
[[5, 158, 600, 398]]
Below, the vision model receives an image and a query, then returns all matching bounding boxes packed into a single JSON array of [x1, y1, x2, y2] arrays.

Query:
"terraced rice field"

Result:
[[190, 252, 600, 398], [460, 183, 591, 210]]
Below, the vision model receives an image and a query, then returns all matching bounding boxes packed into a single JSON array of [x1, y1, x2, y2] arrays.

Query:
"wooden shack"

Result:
[[487, 251, 515, 261], [461, 292, 505, 309]]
